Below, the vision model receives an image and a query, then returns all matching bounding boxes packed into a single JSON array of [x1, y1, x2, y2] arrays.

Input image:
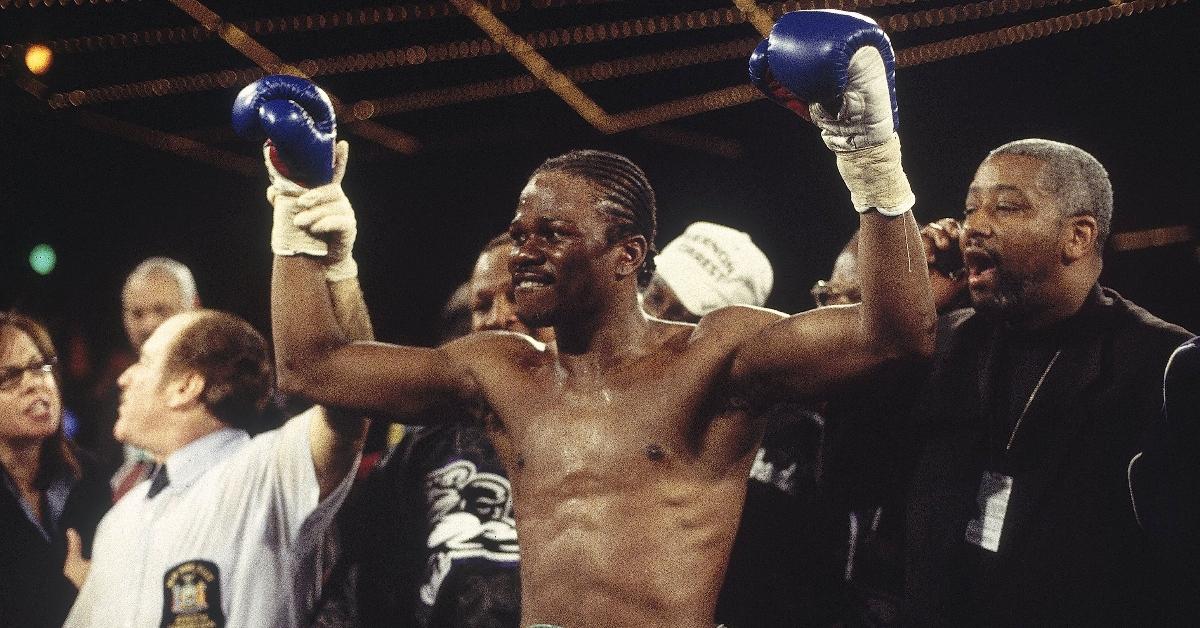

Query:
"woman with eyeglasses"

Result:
[[0, 311, 111, 627]]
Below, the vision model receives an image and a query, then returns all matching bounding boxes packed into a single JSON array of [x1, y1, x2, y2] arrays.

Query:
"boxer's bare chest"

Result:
[[476, 340, 745, 487]]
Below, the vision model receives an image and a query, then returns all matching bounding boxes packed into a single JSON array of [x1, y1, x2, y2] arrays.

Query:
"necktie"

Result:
[[146, 465, 170, 499], [113, 460, 156, 502]]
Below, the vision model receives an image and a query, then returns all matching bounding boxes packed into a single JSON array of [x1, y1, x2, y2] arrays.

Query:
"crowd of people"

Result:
[[2, 9, 1196, 628]]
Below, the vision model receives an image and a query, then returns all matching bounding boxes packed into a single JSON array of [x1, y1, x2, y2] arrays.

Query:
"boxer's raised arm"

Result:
[[733, 11, 935, 400], [272, 256, 474, 413], [269, 163, 478, 421], [233, 76, 479, 420], [731, 213, 933, 400], [308, 274, 373, 500]]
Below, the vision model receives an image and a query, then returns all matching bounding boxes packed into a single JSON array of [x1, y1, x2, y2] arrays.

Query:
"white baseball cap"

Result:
[[653, 221, 774, 316]]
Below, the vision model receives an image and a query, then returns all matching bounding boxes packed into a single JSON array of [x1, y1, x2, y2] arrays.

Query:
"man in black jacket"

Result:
[[1128, 335, 1200, 617], [910, 139, 1193, 626]]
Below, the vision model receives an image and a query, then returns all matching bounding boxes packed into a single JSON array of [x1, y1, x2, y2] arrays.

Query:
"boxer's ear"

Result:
[[613, 234, 647, 281]]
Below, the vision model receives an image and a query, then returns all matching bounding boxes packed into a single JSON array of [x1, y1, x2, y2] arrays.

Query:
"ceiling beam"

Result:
[[9, 72, 256, 175], [448, 0, 616, 132], [169, 0, 421, 155]]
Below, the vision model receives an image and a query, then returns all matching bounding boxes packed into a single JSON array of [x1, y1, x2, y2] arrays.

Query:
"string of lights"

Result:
[[880, 0, 1088, 32], [32, 0, 1119, 108], [38, 4, 759, 107], [893, 0, 1185, 66], [169, 0, 422, 153], [0, 0, 613, 8], [0, 0, 140, 8], [608, 84, 763, 133], [389, 0, 1186, 132], [0, 0, 1119, 61], [0, 0, 624, 55], [449, 0, 614, 130], [3, 1, 759, 59], [608, 0, 1186, 133], [8, 0, 1190, 154], [0, 1, 519, 55], [11, 69, 258, 174], [356, 37, 758, 118]]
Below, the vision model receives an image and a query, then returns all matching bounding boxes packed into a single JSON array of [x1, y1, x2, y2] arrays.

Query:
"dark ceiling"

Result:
[[1, 0, 1197, 364], [6, 0, 1194, 165]]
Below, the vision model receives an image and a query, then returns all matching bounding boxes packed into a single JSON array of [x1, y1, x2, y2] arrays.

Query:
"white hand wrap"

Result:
[[266, 144, 330, 257], [266, 141, 359, 281], [833, 134, 915, 216], [809, 46, 914, 216]]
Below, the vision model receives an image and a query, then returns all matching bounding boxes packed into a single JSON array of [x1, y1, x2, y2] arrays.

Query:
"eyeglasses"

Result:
[[0, 357, 57, 392], [810, 280, 862, 308]]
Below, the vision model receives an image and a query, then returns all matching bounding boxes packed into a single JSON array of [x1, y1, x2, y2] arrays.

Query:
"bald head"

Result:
[[161, 309, 272, 430]]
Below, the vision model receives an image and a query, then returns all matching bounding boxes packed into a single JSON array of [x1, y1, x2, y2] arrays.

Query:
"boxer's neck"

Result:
[[554, 291, 652, 371]]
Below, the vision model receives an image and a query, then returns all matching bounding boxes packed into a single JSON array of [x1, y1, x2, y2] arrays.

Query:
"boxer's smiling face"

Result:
[[509, 171, 613, 328]]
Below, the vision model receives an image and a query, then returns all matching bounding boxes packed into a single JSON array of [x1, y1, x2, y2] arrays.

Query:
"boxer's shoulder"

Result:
[[693, 304, 785, 345], [443, 329, 551, 375], [445, 328, 547, 351], [629, 307, 786, 382]]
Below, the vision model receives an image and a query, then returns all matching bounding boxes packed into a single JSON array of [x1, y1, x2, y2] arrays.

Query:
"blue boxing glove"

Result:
[[232, 74, 336, 187], [233, 75, 357, 268], [750, 10, 914, 216]]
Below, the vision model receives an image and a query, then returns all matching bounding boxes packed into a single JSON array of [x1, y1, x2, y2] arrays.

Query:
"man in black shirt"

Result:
[[910, 139, 1192, 626]]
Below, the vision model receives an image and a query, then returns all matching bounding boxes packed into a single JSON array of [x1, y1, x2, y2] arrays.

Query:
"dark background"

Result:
[[1, 1, 1197, 409]]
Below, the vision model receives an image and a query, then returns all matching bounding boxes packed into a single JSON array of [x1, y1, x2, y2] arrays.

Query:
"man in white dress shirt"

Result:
[[64, 306, 370, 628]]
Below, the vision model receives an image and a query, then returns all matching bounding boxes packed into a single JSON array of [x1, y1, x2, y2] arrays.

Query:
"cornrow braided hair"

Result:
[[533, 149, 658, 287]]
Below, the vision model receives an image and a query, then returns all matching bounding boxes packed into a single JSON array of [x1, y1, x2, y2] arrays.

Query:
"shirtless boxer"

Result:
[[255, 11, 935, 627]]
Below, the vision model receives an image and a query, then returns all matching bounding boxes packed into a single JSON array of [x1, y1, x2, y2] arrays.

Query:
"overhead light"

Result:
[[24, 43, 52, 75]]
